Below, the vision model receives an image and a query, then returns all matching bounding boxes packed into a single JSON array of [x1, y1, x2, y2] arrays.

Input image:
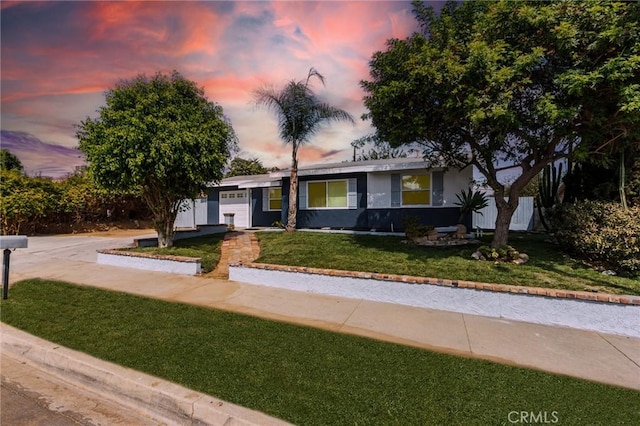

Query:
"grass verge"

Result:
[[255, 232, 640, 295], [126, 233, 225, 273], [2, 279, 638, 425]]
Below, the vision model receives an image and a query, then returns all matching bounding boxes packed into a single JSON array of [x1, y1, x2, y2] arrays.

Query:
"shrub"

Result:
[[478, 245, 520, 262], [548, 201, 640, 276], [402, 216, 435, 239]]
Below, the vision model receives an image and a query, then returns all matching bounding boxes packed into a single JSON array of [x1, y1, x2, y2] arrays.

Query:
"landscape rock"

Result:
[[471, 250, 486, 261]]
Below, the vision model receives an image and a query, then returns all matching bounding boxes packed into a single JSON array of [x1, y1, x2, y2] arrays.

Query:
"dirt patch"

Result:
[[30, 220, 155, 238]]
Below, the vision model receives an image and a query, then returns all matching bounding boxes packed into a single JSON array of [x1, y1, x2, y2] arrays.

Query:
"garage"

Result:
[[219, 190, 250, 228]]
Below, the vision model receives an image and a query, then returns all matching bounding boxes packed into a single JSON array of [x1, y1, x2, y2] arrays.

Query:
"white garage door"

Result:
[[219, 190, 250, 228]]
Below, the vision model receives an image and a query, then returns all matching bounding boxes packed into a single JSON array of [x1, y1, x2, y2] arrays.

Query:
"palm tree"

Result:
[[254, 68, 355, 231]]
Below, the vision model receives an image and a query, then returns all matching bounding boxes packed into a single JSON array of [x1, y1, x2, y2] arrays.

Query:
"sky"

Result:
[[1, 0, 431, 178]]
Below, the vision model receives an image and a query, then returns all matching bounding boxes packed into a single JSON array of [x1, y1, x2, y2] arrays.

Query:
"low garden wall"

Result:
[[229, 263, 640, 338], [97, 250, 201, 275]]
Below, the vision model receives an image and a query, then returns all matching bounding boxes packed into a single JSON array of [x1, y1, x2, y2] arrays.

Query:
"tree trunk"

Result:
[[286, 143, 299, 232], [154, 207, 177, 248], [491, 197, 518, 248]]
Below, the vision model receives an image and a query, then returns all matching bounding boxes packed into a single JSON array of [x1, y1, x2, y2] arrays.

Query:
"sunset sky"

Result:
[[1, 0, 432, 178]]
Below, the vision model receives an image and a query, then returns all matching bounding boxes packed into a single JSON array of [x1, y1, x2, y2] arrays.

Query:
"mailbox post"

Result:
[[0, 236, 28, 300]]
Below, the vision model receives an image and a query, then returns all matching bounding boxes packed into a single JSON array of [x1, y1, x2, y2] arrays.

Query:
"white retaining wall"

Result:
[[98, 251, 201, 275], [229, 265, 639, 338]]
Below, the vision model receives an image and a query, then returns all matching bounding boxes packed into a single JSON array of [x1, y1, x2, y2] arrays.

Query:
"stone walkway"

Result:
[[210, 230, 261, 278]]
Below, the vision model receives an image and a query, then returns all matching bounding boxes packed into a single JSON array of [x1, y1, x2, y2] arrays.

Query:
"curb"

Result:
[[1, 323, 291, 426]]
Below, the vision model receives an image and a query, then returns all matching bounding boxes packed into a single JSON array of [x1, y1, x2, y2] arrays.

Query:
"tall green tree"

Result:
[[225, 157, 270, 178], [362, 0, 639, 248], [77, 71, 236, 247], [254, 68, 354, 231], [0, 149, 24, 173]]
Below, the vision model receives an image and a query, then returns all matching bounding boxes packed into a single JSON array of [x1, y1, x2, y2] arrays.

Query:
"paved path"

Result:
[[4, 231, 639, 392], [210, 231, 261, 278]]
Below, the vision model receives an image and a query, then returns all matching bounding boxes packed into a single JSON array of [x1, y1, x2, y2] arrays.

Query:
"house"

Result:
[[175, 158, 474, 231]]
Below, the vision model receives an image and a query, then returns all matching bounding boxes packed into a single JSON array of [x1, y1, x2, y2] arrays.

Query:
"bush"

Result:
[[548, 201, 640, 276], [402, 216, 435, 239], [478, 245, 520, 262]]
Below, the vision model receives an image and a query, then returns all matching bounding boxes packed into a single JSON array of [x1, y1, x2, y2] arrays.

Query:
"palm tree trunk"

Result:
[[286, 143, 299, 232]]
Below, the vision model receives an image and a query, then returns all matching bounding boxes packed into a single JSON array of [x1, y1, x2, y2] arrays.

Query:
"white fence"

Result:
[[472, 197, 534, 231], [174, 198, 208, 229]]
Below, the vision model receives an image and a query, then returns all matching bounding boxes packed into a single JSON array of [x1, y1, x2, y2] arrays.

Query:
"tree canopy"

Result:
[[0, 149, 24, 173], [77, 71, 236, 247], [254, 68, 354, 231], [362, 0, 640, 247], [225, 157, 275, 178]]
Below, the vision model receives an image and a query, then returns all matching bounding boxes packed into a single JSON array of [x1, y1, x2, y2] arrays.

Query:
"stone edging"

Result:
[[239, 262, 640, 305], [97, 249, 201, 275]]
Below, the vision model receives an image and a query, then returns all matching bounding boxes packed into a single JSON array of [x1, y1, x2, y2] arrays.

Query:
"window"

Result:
[[268, 187, 282, 211], [402, 174, 430, 206], [307, 180, 348, 209]]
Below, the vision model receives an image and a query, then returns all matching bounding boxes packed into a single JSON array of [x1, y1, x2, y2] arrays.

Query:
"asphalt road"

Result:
[[1, 353, 162, 426]]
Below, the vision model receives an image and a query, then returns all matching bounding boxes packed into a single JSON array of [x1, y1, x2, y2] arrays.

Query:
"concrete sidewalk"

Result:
[[4, 232, 640, 402]]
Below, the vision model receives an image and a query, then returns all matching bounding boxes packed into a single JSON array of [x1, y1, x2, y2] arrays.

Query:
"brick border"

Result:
[[237, 262, 640, 306]]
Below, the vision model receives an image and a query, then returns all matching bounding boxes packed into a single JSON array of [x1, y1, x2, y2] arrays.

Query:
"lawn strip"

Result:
[[2, 279, 638, 425], [255, 232, 640, 296], [126, 233, 225, 273]]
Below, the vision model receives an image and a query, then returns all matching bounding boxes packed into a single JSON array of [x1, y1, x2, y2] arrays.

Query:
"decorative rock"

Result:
[[455, 224, 467, 239], [471, 250, 486, 261], [602, 270, 617, 276]]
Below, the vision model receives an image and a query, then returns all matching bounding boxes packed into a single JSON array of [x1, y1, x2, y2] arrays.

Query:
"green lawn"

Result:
[[2, 279, 638, 425], [256, 231, 640, 296], [127, 233, 225, 273]]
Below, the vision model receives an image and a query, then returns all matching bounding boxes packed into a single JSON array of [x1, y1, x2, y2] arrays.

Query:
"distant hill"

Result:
[[0, 130, 85, 178]]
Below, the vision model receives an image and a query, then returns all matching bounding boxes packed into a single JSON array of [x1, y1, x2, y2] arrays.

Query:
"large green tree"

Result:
[[254, 68, 354, 232], [225, 157, 270, 178], [362, 0, 639, 247], [77, 71, 236, 247], [0, 149, 24, 173]]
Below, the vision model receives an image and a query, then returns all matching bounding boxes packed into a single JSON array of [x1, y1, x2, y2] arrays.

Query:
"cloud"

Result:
[[1, 1, 424, 177], [1, 130, 85, 178]]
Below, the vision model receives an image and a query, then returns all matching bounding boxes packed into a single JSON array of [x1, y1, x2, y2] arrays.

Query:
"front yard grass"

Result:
[[255, 231, 640, 296], [127, 233, 225, 273], [2, 279, 638, 425]]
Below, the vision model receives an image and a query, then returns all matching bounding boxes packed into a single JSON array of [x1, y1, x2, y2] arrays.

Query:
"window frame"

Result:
[[267, 187, 282, 211], [400, 173, 432, 207], [305, 179, 349, 210]]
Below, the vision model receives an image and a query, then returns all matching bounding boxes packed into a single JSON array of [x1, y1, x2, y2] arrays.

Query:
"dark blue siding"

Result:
[[367, 207, 467, 232], [294, 174, 367, 229], [251, 188, 281, 227], [206, 188, 220, 224]]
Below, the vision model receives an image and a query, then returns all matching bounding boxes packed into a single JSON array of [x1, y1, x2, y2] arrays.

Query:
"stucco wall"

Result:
[[367, 168, 472, 209], [97, 251, 201, 275], [229, 265, 640, 338]]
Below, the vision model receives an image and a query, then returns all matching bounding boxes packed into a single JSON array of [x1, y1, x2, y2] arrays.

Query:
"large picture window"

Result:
[[268, 187, 282, 210], [402, 174, 431, 206], [307, 180, 348, 209]]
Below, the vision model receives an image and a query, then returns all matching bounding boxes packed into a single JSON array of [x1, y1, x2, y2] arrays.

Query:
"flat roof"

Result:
[[214, 157, 437, 188]]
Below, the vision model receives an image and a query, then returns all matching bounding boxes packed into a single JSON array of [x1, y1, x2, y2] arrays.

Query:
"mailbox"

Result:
[[1, 235, 28, 299], [0, 235, 28, 249]]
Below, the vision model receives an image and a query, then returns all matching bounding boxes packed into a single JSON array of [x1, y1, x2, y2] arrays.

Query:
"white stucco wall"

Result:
[[367, 168, 473, 209], [229, 266, 639, 338], [97, 252, 201, 275]]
